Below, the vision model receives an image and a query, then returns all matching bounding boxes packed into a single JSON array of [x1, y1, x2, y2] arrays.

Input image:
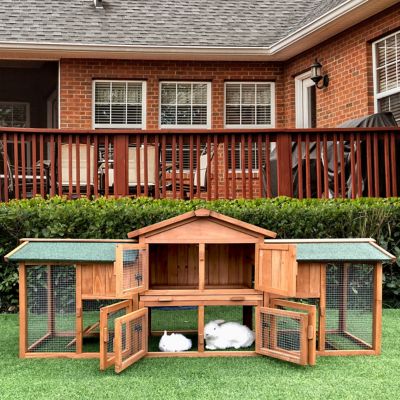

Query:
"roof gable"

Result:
[[127, 209, 276, 240]]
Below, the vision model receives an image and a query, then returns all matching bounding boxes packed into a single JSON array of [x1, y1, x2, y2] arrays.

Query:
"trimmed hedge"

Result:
[[0, 196, 399, 310]]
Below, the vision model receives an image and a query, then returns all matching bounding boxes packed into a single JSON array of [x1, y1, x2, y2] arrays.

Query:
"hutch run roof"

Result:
[[5, 240, 131, 263], [6, 239, 394, 264]]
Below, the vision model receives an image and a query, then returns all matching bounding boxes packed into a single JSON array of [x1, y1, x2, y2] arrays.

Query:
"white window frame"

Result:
[[92, 80, 147, 129], [0, 101, 30, 128], [295, 71, 316, 128], [224, 81, 275, 129], [159, 81, 211, 129], [372, 30, 400, 113]]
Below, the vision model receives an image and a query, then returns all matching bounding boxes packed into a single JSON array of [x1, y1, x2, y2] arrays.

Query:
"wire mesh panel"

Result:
[[149, 306, 198, 352], [99, 300, 132, 370], [82, 299, 124, 353], [325, 264, 374, 351], [257, 307, 308, 365], [26, 265, 76, 353], [115, 244, 146, 296], [114, 308, 148, 373], [204, 306, 255, 351], [270, 299, 317, 365]]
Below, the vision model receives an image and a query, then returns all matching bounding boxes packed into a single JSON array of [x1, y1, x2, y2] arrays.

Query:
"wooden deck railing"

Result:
[[0, 127, 399, 201]]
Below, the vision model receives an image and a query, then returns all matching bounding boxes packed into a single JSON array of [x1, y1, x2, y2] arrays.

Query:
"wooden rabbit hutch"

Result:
[[6, 209, 394, 373]]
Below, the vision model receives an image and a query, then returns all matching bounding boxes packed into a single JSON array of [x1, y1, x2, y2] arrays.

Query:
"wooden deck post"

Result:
[[113, 135, 128, 197], [276, 133, 293, 197]]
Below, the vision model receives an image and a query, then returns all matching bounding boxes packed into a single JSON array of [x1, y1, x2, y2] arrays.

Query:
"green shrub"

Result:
[[0, 196, 399, 310]]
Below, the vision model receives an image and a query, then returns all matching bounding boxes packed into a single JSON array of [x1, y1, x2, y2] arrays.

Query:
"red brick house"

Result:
[[0, 0, 399, 200]]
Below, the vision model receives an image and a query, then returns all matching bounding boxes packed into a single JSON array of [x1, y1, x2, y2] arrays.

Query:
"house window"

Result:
[[93, 81, 146, 128], [0, 102, 30, 127], [225, 82, 275, 128], [160, 82, 211, 128], [373, 31, 400, 124]]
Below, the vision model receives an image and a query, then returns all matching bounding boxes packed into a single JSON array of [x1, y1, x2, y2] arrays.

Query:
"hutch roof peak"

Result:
[[127, 208, 276, 242]]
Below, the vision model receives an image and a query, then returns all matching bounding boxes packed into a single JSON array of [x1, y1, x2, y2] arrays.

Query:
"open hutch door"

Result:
[[113, 308, 148, 374], [99, 300, 133, 371], [115, 244, 147, 297], [256, 244, 297, 296], [255, 244, 316, 365], [256, 306, 310, 365]]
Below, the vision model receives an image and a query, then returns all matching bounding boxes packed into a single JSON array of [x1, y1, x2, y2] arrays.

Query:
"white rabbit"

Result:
[[159, 331, 192, 352], [204, 320, 255, 350]]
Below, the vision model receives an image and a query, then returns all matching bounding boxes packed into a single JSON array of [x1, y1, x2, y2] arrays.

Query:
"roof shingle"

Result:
[[0, 0, 348, 48]]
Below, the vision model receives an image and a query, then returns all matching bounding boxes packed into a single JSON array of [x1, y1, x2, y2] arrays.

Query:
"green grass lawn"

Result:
[[1, 311, 400, 400]]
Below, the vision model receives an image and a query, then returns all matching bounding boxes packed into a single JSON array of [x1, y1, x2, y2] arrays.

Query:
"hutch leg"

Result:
[[75, 265, 83, 353], [318, 264, 326, 351], [19, 263, 27, 358], [373, 263, 382, 354]]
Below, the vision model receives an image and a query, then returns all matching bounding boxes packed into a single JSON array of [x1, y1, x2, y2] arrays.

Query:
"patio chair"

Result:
[[128, 145, 156, 195], [165, 149, 213, 199], [61, 143, 95, 195], [0, 141, 50, 198]]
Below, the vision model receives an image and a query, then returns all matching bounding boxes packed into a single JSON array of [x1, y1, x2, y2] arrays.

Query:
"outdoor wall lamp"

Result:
[[310, 59, 329, 89]]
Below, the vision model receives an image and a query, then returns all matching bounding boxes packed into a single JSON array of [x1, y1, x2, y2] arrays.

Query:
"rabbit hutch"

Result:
[[6, 209, 394, 373]]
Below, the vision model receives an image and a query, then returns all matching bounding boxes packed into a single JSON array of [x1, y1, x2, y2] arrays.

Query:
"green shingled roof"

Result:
[[6, 239, 394, 264], [291, 242, 393, 262], [6, 241, 130, 263]]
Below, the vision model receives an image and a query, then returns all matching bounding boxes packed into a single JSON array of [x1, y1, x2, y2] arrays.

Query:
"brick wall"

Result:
[[283, 3, 400, 128], [60, 60, 284, 129], [60, 4, 400, 131]]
